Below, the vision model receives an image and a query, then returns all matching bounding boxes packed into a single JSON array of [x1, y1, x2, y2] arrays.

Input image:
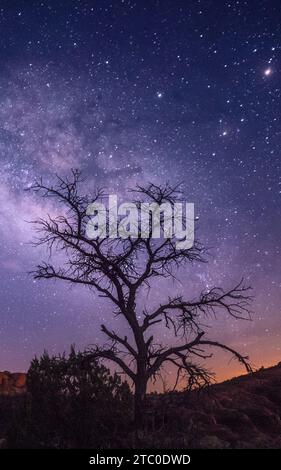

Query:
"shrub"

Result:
[[9, 347, 133, 448]]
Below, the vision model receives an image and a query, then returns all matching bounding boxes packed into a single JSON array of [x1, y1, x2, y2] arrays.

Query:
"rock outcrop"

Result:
[[0, 371, 26, 395]]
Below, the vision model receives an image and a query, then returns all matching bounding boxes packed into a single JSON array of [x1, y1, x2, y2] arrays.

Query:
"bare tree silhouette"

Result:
[[30, 170, 252, 428]]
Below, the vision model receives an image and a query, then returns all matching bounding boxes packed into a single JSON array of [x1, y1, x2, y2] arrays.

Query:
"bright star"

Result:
[[264, 68, 272, 76], [156, 91, 163, 98]]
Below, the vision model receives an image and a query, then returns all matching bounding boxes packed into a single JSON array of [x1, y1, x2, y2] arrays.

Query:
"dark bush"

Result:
[[8, 347, 133, 448]]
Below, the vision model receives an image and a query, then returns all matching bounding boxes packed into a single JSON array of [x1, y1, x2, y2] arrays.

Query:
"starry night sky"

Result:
[[0, 0, 280, 386]]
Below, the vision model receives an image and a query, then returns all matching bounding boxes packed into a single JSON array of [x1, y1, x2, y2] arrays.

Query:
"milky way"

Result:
[[0, 1, 280, 387]]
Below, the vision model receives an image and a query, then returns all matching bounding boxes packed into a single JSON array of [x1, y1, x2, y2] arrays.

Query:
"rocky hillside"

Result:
[[145, 363, 281, 448], [0, 372, 26, 395]]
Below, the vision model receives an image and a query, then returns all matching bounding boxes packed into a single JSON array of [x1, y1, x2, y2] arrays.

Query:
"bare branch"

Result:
[[198, 340, 253, 373], [101, 324, 138, 359], [85, 346, 136, 382], [143, 280, 252, 333]]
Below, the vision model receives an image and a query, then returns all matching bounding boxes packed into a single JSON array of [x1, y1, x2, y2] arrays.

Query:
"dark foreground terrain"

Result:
[[144, 363, 281, 448], [0, 363, 281, 448]]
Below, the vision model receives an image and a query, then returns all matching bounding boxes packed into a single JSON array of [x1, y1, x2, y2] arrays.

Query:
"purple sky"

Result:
[[0, 1, 280, 388]]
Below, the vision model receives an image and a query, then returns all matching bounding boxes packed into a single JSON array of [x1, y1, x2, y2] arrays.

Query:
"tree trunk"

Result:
[[132, 322, 148, 429], [134, 376, 147, 429]]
